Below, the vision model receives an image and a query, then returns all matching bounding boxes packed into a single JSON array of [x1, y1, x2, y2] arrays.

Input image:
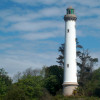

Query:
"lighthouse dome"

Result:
[[67, 6, 73, 9]]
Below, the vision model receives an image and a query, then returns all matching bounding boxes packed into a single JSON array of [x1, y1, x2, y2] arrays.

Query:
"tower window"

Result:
[[67, 64, 69, 67], [67, 29, 69, 32]]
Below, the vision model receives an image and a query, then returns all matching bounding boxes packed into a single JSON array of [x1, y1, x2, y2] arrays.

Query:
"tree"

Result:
[[56, 44, 64, 67], [77, 47, 98, 86], [45, 75, 58, 95], [0, 68, 12, 97], [88, 68, 100, 97], [77, 68, 100, 97], [23, 67, 41, 77], [16, 75, 44, 99], [44, 65, 63, 95], [11, 68, 49, 100], [13, 68, 41, 82], [13, 72, 22, 82], [5, 85, 29, 100], [0, 77, 7, 97]]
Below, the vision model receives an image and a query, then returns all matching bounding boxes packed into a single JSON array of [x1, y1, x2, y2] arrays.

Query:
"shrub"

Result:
[[4, 85, 29, 100]]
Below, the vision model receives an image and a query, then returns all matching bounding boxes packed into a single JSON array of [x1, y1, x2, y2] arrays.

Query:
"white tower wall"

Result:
[[64, 20, 77, 83]]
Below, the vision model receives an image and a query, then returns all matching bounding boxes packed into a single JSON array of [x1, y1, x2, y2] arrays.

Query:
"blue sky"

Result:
[[0, 0, 100, 77]]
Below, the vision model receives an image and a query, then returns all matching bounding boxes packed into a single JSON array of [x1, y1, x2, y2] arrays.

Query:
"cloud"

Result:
[[0, 6, 64, 37], [0, 6, 64, 22], [21, 32, 55, 40], [11, 0, 100, 8], [11, 0, 58, 6], [0, 45, 59, 77], [76, 30, 85, 37], [0, 43, 13, 50], [7, 21, 63, 32], [0, 1, 100, 37], [0, 35, 59, 77], [0, 0, 100, 78], [62, 0, 100, 7]]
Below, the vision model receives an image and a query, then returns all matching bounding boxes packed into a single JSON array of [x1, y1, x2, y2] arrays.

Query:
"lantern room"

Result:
[[67, 7, 74, 14]]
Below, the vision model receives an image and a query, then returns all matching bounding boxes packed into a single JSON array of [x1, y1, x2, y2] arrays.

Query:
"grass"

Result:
[[53, 95, 100, 100]]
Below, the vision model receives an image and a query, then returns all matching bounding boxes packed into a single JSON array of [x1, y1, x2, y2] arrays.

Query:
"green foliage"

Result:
[[56, 44, 64, 67], [0, 68, 12, 86], [77, 49, 98, 86], [16, 75, 43, 99], [53, 95, 100, 100], [0, 68, 12, 97], [4, 85, 29, 100], [40, 88, 53, 100], [5, 75, 44, 100], [44, 65, 63, 95], [0, 77, 7, 96], [45, 75, 58, 95], [77, 42, 98, 87], [1, 63, 100, 100], [86, 68, 100, 97], [76, 68, 100, 97]]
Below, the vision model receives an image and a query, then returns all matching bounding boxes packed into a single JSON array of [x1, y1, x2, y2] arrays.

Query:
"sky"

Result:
[[0, 0, 100, 77]]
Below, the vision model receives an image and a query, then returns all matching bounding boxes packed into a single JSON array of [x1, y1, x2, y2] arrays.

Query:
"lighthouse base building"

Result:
[[63, 7, 78, 96], [63, 83, 78, 96]]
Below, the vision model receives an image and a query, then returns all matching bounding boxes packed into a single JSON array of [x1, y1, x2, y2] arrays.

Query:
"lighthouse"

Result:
[[63, 7, 78, 96]]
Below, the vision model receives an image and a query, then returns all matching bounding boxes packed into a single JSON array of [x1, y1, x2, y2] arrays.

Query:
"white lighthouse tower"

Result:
[[63, 7, 78, 96]]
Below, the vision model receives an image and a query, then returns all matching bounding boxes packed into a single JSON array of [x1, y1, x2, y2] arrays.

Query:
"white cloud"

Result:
[[0, 38, 59, 77], [39, 7, 64, 17], [76, 30, 85, 37], [0, 6, 64, 22], [5, 21, 63, 35], [0, 48, 58, 77], [0, 1, 100, 37], [0, 7, 64, 35], [11, 0, 58, 5], [0, 0, 100, 78], [21, 32, 55, 40], [62, 0, 100, 7], [11, 0, 100, 8], [0, 43, 13, 50]]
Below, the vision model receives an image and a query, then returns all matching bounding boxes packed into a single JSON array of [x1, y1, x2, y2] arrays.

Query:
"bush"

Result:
[[94, 87, 100, 97], [4, 85, 29, 100], [53, 94, 100, 100], [40, 88, 53, 100], [16, 75, 43, 99], [0, 68, 12, 97]]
